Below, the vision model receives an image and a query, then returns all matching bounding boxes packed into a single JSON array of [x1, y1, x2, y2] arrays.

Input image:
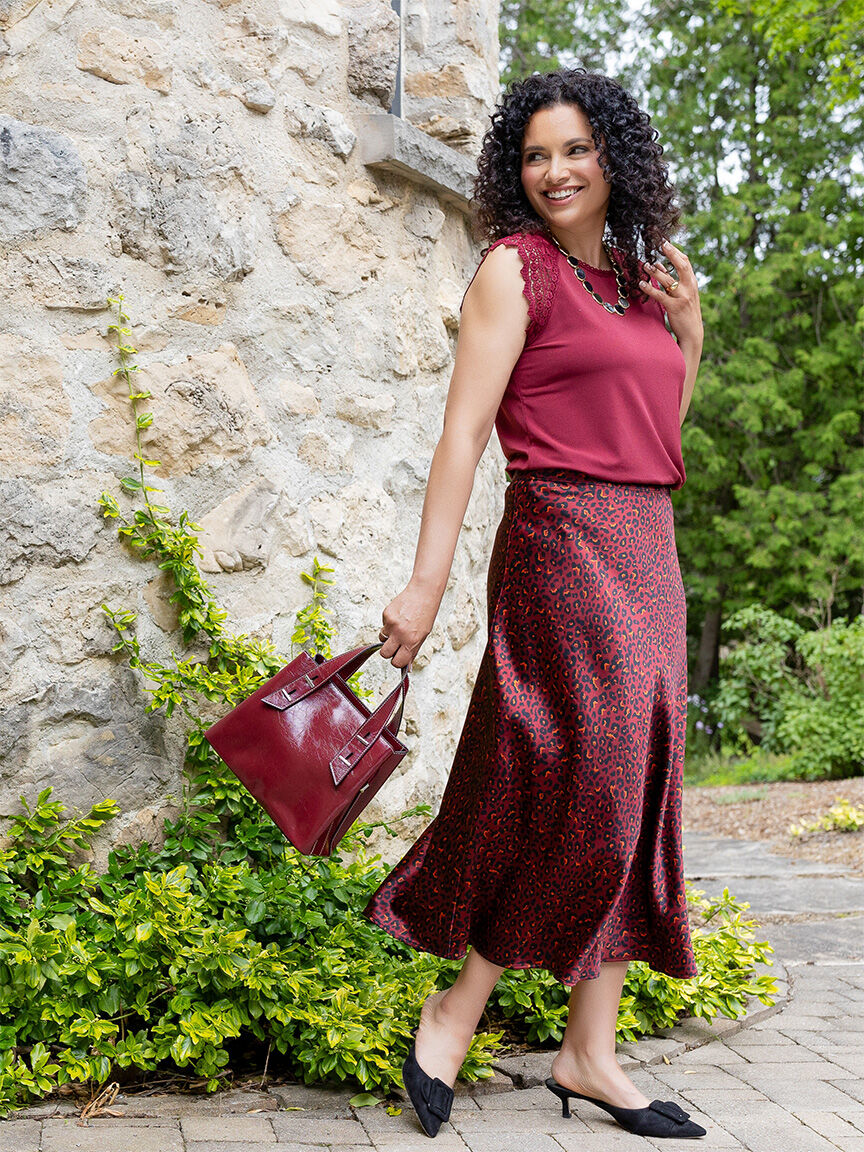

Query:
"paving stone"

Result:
[[113, 1090, 280, 1118], [474, 1086, 562, 1111], [490, 1051, 561, 1088], [763, 918, 864, 963], [364, 1127, 468, 1150], [552, 1133, 667, 1152], [0, 1119, 40, 1152], [186, 1145, 324, 1152], [270, 1114, 371, 1143], [455, 1071, 514, 1097], [721, 1029, 804, 1047], [614, 1036, 685, 1064], [41, 1118, 184, 1152], [11, 1101, 79, 1119], [723, 1041, 829, 1061], [768, 1013, 834, 1030], [181, 1116, 276, 1142], [791, 1108, 864, 1145], [728, 1073, 860, 1110], [460, 1134, 562, 1152], [650, 1066, 751, 1091], [828, 1078, 864, 1104], [452, 1108, 586, 1135], [115, 1092, 281, 1119], [707, 1099, 849, 1152], [267, 1084, 356, 1116], [729, 1058, 857, 1082], [809, 1027, 864, 1047], [371, 1142, 467, 1152], [812, 1046, 864, 1073], [672, 1043, 749, 1064]]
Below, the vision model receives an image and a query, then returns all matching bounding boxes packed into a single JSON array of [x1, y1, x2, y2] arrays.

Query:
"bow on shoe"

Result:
[[649, 1099, 691, 1124], [422, 1076, 454, 1122]]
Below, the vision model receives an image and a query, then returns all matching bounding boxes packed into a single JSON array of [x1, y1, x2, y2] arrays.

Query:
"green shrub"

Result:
[[715, 604, 864, 779]]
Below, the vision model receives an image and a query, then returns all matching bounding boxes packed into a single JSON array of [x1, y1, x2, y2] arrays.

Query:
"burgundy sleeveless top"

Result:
[[460, 230, 687, 489]]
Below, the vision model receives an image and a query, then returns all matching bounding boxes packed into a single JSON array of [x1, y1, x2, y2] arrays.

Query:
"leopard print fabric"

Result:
[[363, 468, 699, 984]]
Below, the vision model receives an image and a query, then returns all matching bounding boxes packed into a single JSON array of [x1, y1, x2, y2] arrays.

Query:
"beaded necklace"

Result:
[[546, 232, 631, 316]]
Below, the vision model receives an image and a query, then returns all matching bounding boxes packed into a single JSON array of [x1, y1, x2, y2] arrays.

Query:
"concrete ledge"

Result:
[[357, 113, 475, 212]]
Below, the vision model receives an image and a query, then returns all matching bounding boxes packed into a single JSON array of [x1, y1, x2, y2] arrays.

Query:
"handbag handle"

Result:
[[262, 643, 410, 786], [328, 667, 409, 785], [262, 642, 396, 710]]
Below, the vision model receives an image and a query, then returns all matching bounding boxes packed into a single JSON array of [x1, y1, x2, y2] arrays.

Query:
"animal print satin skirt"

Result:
[[363, 467, 699, 984]]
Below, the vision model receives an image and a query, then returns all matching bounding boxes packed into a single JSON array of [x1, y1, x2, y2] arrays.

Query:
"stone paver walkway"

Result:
[[2, 829, 862, 1151]]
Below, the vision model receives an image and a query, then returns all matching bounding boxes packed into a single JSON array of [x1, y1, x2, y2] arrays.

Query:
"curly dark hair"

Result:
[[470, 67, 682, 301]]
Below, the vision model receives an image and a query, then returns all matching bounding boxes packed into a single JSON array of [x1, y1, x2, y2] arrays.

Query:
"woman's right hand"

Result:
[[378, 580, 440, 670]]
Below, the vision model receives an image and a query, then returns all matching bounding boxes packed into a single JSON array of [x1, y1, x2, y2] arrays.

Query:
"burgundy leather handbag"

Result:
[[203, 642, 410, 856]]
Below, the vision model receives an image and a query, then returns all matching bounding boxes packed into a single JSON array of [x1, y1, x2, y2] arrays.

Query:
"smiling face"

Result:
[[520, 102, 612, 236]]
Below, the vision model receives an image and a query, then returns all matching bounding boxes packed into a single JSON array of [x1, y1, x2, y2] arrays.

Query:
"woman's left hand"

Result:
[[639, 240, 703, 348]]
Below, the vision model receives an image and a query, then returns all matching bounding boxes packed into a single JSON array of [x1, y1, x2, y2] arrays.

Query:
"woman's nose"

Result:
[[547, 154, 569, 181]]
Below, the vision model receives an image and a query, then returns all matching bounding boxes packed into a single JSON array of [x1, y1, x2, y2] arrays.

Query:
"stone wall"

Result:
[[0, 0, 502, 861]]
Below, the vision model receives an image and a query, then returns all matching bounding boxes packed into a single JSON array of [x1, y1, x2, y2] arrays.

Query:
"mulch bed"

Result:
[[683, 776, 864, 879]]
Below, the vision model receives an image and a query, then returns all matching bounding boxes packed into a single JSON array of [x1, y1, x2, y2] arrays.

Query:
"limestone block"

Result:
[[404, 63, 473, 99], [404, 200, 445, 241], [298, 429, 354, 474], [437, 276, 463, 330], [77, 27, 172, 93], [445, 585, 479, 650], [103, 0, 177, 28], [0, 614, 27, 680], [169, 288, 227, 326], [308, 492, 343, 556], [0, 335, 70, 476], [143, 569, 180, 632], [241, 78, 276, 113], [113, 173, 255, 280], [383, 456, 429, 504], [333, 390, 394, 430], [279, 0, 341, 38], [196, 478, 285, 573], [282, 510, 313, 555], [34, 573, 143, 665], [346, 0, 399, 107], [284, 100, 356, 158], [112, 107, 254, 279], [338, 478, 397, 563], [9, 251, 117, 311], [278, 378, 319, 415], [0, 0, 39, 29], [389, 289, 451, 376], [275, 193, 380, 294], [0, 666, 170, 815], [0, 477, 102, 586], [412, 112, 476, 149], [3, 0, 80, 52], [346, 177, 396, 209], [0, 115, 87, 239], [88, 343, 272, 476]]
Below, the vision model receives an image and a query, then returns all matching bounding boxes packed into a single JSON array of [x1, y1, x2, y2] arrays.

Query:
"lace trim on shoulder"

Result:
[[480, 232, 560, 343]]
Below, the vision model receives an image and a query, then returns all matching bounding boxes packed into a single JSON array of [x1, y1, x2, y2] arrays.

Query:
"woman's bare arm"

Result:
[[379, 245, 529, 669]]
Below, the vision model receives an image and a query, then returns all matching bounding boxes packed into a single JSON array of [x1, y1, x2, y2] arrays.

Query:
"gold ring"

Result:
[[666, 280, 679, 294]]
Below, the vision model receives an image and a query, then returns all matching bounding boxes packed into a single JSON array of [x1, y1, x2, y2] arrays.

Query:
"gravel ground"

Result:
[[683, 776, 864, 878]]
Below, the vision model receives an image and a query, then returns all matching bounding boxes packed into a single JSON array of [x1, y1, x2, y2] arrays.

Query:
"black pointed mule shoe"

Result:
[[402, 1038, 454, 1138], [545, 1076, 707, 1138]]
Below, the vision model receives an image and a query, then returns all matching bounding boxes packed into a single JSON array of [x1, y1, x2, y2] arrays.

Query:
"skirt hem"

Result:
[[363, 906, 700, 986]]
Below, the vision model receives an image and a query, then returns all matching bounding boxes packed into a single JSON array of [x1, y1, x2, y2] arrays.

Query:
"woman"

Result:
[[363, 67, 706, 1140]]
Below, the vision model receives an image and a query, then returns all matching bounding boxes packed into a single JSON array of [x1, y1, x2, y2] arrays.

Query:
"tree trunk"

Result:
[[692, 588, 725, 691]]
